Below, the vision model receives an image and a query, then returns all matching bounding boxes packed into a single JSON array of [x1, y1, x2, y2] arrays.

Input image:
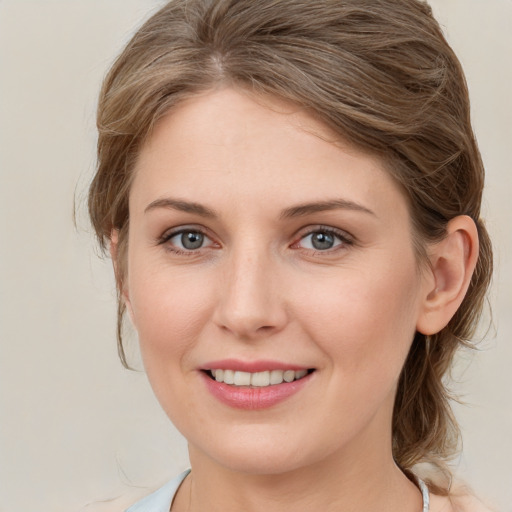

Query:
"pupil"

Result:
[[182, 231, 203, 250], [312, 232, 334, 250]]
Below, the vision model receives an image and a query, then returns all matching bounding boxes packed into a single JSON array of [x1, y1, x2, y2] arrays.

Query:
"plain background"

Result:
[[0, 0, 510, 510]]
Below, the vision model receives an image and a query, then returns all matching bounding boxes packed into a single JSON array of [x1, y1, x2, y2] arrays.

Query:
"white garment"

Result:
[[125, 470, 430, 512], [417, 478, 430, 512]]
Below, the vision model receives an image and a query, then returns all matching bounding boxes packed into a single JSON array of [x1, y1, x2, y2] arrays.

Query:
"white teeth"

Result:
[[269, 370, 284, 385], [234, 371, 251, 386], [251, 371, 270, 387], [209, 368, 309, 387], [283, 370, 295, 383], [295, 369, 307, 379], [223, 369, 235, 384]]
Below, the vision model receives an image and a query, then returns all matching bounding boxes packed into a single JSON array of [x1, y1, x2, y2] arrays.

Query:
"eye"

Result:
[[161, 228, 215, 253], [295, 228, 351, 252]]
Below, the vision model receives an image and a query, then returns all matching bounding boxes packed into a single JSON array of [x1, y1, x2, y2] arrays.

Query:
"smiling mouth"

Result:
[[206, 369, 314, 387]]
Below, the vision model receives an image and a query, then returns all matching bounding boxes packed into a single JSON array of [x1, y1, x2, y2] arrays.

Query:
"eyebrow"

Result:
[[144, 198, 217, 217], [144, 197, 375, 219], [280, 199, 376, 219]]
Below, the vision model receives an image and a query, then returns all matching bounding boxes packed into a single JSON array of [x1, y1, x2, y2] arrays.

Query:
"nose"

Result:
[[213, 247, 288, 340]]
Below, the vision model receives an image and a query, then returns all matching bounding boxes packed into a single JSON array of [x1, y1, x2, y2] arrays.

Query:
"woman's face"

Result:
[[123, 88, 431, 474]]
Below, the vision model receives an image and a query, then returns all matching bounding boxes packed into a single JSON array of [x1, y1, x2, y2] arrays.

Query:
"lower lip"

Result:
[[201, 372, 313, 410]]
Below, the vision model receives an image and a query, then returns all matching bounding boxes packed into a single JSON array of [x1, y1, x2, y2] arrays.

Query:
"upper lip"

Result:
[[200, 359, 311, 372]]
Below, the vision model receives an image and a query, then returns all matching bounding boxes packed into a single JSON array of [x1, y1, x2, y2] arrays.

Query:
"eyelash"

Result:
[[157, 225, 354, 256]]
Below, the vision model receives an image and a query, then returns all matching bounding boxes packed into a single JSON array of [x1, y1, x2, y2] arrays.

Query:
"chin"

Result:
[[211, 448, 313, 476], [187, 424, 339, 476]]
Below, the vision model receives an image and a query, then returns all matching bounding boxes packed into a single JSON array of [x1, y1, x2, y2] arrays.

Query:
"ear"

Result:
[[109, 229, 136, 326], [416, 215, 479, 335]]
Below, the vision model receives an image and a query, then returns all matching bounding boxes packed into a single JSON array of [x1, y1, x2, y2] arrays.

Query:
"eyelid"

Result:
[[159, 226, 208, 241]]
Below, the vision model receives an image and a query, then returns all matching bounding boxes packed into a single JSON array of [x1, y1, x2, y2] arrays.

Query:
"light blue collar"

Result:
[[125, 469, 190, 512]]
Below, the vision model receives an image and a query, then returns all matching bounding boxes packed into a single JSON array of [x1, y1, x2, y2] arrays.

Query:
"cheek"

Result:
[[126, 258, 214, 365], [293, 260, 421, 381]]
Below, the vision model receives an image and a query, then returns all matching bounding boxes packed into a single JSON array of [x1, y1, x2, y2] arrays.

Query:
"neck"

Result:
[[173, 431, 422, 512]]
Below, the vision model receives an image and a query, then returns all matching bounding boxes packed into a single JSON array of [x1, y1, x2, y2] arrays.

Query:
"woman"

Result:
[[88, 0, 493, 510]]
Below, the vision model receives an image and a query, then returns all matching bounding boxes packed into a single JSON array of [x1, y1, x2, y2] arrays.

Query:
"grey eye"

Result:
[[166, 230, 210, 251], [298, 230, 345, 251], [180, 231, 204, 250], [310, 232, 336, 250], [164, 227, 216, 253]]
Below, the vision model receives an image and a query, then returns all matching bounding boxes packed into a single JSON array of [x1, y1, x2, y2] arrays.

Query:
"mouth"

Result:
[[200, 360, 316, 409], [204, 368, 315, 387]]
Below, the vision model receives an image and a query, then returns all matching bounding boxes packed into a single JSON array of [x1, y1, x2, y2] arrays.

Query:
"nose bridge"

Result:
[[214, 240, 286, 338]]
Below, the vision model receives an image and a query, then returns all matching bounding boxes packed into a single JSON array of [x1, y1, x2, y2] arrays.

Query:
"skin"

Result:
[[115, 88, 479, 512]]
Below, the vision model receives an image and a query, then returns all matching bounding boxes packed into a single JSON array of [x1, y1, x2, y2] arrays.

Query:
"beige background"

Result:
[[0, 1, 510, 511]]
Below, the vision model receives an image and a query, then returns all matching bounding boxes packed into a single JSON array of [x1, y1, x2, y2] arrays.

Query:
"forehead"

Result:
[[130, 87, 408, 224]]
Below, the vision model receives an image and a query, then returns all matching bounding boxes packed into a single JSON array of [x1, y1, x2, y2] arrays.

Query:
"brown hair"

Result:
[[88, 0, 492, 491]]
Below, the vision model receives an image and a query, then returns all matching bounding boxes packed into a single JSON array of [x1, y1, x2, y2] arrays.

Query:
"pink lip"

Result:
[[200, 366, 314, 411], [201, 359, 309, 372]]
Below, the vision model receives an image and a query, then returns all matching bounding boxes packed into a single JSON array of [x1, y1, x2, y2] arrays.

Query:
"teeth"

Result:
[[283, 370, 295, 383], [234, 371, 251, 386], [223, 369, 235, 385], [295, 369, 308, 379], [251, 371, 270, 387], [209, 369, 309, 387], [269, 370, 284, 385]]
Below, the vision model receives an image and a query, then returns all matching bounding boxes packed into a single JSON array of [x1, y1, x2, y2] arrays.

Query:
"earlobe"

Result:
[[110, 229, 136, 327], [416, 215, 479, 335]]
